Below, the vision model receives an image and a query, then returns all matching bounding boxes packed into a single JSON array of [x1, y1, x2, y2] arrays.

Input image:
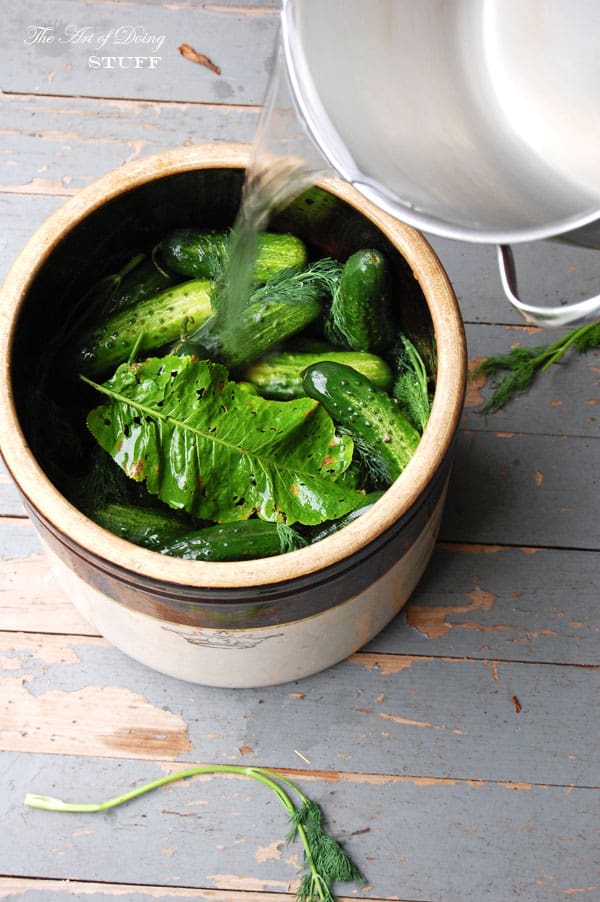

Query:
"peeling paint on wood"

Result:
[[465, 357, 487, 409], [405, 585, 496, 640], [0, 678, 192, 758], [2, 752, 599, 900], [348, 652, 431, 674], [206, 874, 291, 892], [0, 554, 96, 635], [0, 878, 316, 900]]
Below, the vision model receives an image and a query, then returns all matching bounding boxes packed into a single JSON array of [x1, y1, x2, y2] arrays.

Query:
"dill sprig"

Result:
[[392, 333, 433, 433], [276, 521, 309, 553], [24, 764, 365, 902], [289, 798, 365, 901], [474, 321, 600, 413]]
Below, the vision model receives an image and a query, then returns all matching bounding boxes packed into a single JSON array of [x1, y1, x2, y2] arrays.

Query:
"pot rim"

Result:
[[0, 142, 466, 591], [280, 0, 600, 247]]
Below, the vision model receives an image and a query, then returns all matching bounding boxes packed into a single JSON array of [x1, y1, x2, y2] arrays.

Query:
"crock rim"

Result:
[[0, 142, 466, 591]]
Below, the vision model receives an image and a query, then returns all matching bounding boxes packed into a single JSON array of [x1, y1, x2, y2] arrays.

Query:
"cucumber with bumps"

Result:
[[157, 229, 308, 282], [91, 501, 192, 550], [160, 519, 305, 561], [326, 248, 395, 353], [243, 348, 392, 400], [75, 278, 213, 377], [302, 361, 420, 484]]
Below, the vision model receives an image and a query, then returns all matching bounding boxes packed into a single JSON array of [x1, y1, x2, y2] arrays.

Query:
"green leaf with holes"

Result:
[[84, 355, 363, 525]]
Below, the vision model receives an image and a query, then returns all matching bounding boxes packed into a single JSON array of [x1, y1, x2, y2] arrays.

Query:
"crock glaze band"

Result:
[[22, 451, 453, 629]]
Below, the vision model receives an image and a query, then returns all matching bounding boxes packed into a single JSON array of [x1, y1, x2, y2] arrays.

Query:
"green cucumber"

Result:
[[160, 519, 306, 561], [302, 361, 420, 484], [175, 260, 340, 368], [75, 279, 213, 377], [310, 490, 385, 543], [178, 293, 321, 368], [91, 501, 193, 550], [326, 248, 395, 353], [243, 348, 392, 400], [157, 229, 308, 282], [106, 256, 174, 315]]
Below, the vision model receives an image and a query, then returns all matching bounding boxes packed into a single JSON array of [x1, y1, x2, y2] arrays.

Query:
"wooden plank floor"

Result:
[[1, 3, 599, 901]]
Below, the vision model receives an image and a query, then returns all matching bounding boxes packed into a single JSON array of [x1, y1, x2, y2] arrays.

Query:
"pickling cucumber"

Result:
[[160, 519, 306, 561], [302, 361, 420, 484], [309, 490, 385, 543], [75, 278, 213, 377], [176, 259, 339, 368], [105, 255, 174, 315], [157, 228, 308, 282], [326, 248, 395, 353], [178, 293, 322, 369], [91, 501, 192, 550], [243, 347, 392, 400]]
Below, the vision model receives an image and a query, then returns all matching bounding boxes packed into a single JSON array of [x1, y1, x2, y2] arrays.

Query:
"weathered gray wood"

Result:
[[442, 430, 600, 550], [0, 516, 97, 636], [0, 877, 346, 902], [0, 194, 65, 279], [3, 752, 598, 901], [463, 323, 600, 439], [369, 543, 600, 666], [426, 233, 600, 327], [0, 517, 40, 559], [3, 3, 278, 105], [0, 94, 259, 200], [2, 517, 599, 668], [0, 885, 377, 902], [1, 629, 598, 786], [0, 462, 25, 518]]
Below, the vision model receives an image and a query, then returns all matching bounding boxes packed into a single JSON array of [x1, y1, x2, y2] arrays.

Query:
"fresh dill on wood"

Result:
[[24, 765, 365, 902], [474, 321, 600, 413]]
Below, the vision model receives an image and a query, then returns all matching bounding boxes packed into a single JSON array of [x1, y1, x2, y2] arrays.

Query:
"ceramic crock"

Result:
[[0, 143, 466, 687]]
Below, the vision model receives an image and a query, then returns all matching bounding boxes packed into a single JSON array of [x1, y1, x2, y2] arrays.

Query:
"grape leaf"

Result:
[[84, 355, 364, 525]]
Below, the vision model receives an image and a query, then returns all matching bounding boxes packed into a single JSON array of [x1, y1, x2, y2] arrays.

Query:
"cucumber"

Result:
[[310, 490, 385, 543], [178, 292, 321, 368], [157, 229, 308, 282], [302, 361, 420, 484], [160, 519, 306, 561], [176, 260, 339, 368], [106, 256, 174, 315], [243, 348, 392, 400], [326, 248, 395, 353], [91, 501, 192, 550], [75, 278, 213, 377]]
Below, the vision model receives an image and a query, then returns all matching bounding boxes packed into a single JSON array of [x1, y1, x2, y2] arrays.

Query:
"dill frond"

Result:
[[474, 321, 600, 413], [392, 333, 432, 433]]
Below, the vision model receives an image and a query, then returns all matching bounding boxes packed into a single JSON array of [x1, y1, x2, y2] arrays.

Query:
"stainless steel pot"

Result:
[[281, 0, 600, 326]]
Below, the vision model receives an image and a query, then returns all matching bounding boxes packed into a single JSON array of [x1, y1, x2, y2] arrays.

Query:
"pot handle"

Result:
[[497, 245, 600, 327]]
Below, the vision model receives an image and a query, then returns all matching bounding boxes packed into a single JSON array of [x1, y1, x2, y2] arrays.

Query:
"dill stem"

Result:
[[25, 763, 290, 812], [539, 323, 593, 371], [24, 763, 330, 902]]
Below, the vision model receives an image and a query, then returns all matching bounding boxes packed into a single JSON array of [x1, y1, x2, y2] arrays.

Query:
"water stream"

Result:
[[218, 47, 331, 354]]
